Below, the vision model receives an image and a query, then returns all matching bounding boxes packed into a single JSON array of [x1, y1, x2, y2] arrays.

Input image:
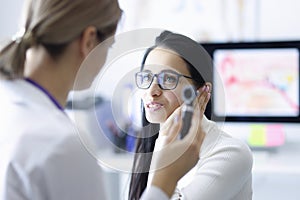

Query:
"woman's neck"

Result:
[[24, 46, 78, 107], [25, 73, 71, 108]]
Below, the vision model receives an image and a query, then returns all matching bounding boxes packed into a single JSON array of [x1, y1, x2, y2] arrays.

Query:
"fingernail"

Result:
[[205, 86, 210, 92], [202, 86, 206, 91]]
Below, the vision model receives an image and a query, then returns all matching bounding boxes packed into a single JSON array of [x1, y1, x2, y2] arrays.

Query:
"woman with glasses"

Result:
[[129, 31, 253, 200]]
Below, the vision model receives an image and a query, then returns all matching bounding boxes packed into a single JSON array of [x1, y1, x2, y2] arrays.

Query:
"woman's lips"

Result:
[[146, 102, 164, 112]]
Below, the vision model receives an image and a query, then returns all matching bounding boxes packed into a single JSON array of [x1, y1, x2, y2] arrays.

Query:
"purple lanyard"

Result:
[[24, 78, 65, 112]]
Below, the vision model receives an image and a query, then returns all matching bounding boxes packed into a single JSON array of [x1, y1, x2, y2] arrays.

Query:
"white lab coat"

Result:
[[0, 79, 109, 199]]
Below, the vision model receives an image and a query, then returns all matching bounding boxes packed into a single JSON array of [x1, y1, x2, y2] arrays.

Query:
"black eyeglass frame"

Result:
[[135, 70, 194, 90]]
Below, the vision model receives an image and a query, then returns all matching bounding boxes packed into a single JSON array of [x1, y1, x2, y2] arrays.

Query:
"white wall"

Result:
[[259, 0, 300, 40], [118, 0, 300, 42], [1, 0, 300, 42], [0, 0, 24, 41]]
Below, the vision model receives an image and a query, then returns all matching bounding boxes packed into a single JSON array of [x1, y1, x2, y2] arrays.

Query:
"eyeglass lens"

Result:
[[136, 71, 179, 90]]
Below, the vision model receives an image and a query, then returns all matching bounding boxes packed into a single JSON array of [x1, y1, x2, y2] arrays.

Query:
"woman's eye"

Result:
[[164, 75, 176, 83], [143, 74, 151, 82]]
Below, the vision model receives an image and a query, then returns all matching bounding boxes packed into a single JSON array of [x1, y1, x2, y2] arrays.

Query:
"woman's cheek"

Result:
[[165, 92, 181, 116]]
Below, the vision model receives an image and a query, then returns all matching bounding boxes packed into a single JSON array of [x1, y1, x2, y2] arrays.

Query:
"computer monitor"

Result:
[[202, 41, 300, 123], [202, 41, 300, 147]]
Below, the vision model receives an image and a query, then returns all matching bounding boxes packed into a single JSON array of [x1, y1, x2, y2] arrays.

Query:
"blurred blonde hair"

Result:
[[0, 0, 121, 79]]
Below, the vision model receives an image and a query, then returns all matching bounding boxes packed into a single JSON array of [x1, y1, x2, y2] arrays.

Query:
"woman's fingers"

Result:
[[166, 116, 182, 144], [160, 106, 181, 135], [160, 107, 183, 144], [196, 85, 211, 116], [183, 105, 202, 144]]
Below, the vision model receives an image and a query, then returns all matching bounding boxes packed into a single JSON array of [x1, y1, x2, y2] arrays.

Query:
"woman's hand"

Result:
[[150, 84, 211, 197]]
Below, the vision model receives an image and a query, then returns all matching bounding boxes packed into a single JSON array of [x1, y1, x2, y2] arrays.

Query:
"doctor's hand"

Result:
[[150, 85, 211, 197]]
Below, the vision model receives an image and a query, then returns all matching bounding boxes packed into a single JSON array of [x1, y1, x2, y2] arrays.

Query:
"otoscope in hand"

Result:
[[180, 85, 198, 139]]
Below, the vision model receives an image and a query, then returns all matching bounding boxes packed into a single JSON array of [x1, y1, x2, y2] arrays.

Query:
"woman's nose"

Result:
[[148, 77, 162, 97]]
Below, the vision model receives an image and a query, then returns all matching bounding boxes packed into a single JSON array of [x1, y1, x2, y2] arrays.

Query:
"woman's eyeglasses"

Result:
[[135, 70, 193, 90]]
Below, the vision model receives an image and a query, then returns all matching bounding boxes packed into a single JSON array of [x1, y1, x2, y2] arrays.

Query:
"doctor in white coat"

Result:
[[0, 0, 208, 199]]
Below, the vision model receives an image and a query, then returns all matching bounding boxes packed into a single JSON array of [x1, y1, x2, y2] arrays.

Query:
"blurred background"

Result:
[[1, 0, 300, 199]]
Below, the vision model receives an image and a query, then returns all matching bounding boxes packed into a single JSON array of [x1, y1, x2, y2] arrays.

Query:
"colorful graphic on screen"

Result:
[[213, 48, 299, 117]]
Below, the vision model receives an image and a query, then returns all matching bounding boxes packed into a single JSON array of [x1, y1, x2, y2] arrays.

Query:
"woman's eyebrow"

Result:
[[160, 69, 179, 74], [142, 66, 179, 74], [141, 69, 152, 73]]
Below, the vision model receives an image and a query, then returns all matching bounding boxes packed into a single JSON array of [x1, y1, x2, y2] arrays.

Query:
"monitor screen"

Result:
[[202, 41, 300, 123]]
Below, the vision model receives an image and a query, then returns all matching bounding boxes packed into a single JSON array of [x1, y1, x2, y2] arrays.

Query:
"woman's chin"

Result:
[[146, 115, 165, 124]]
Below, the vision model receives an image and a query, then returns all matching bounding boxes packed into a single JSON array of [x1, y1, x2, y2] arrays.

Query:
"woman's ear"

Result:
[[79, 26, 98, 57]]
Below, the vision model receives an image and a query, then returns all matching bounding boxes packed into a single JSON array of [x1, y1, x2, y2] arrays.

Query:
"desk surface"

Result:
[[252, 140, 300, 200]]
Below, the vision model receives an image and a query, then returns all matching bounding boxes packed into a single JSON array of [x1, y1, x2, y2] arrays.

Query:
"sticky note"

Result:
[[266, 124, 285, 147], [248, 125, 266, 147]]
